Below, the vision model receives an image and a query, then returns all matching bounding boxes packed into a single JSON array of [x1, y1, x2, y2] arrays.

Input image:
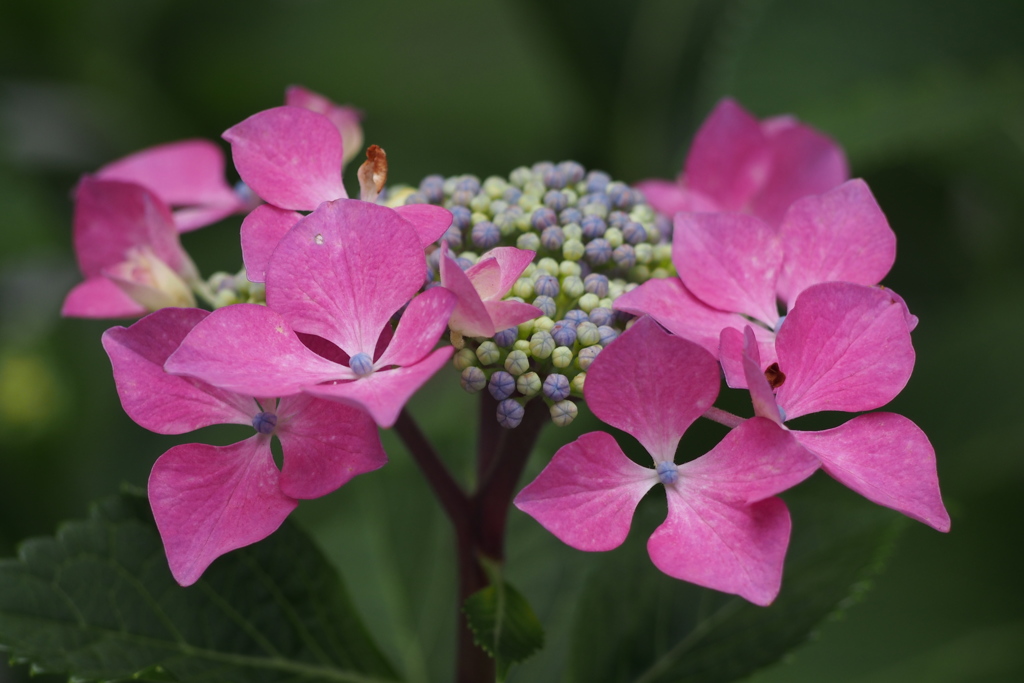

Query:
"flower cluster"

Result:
[[64, 88, 947, 604]]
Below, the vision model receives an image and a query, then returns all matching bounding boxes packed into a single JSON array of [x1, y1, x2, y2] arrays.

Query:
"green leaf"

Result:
[[566, 475, 904, 683], [463, 558, 545, 681], [0, 491, 400, 683]]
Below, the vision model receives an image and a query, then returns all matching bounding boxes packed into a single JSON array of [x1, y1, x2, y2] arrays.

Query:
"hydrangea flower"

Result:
[[95, 139, 248, 232], [514, 317, 819, 604], [165, 199, 457, 428], [635, 98, 848, 227], [721, 282, 949, 531], [285, 85, 365, 168], [62, 178, 199, 318], [102, 307, 386, 585]]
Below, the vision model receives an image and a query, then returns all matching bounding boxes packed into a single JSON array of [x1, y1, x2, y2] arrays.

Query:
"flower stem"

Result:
[[701, 406, 744, 429]]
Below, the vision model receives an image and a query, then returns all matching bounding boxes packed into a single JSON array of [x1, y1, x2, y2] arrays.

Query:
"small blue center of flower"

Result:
[[777, 406, 787, 423], [252, 411, 278, 435], [774, 315, 787, 333], [656, 461, 679, 486], [349, 352, 375, 377]]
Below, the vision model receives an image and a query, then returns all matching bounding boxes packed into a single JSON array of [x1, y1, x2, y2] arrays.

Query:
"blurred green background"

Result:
[[1, 0, 1022, 681]]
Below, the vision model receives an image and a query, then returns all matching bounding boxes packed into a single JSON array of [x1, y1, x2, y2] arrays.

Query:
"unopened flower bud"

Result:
[[585, 170, 611, 193], [516, 372, 542, 397], [483, 175, 507, 198], [581, 215, 606, 239], [551, 346, 573, 369], [612, 244, 636, 269], [489, 371, 516, 400], [497, 398, 525, 429], [585, 238, 612, 265], [512, 278, 535, 300], [350, 352, 375, 377], [517, 233, 541, 252], [578, 293, 600, 313], [476, 341, 500, 366], [532, 316, 555, 332], [537, 257, 560, 276], [559, 260, 582, 278], [513, 340, 531, 354], [562, 239, 585, 261], [605, 227, 623, 247], [453, 348, 478, 370], [588, 307, 613, 326], [635, 242, 653, 264], [549, 400, 578, 427], [541, 226, 565, 251], [460, 366, 486, 393], [562, 222, 583, 241], [470, 194, 491, 214], [510, 166, 532, 187], [532, 295, 556, 318], [252, 411, 278, 435], [576, 345, 602, 370], [529, 331, 555, 359], [542, 373, 571, 401], [598, 325, 618, 345], [570, 372, 586, 396], [534, 274, 560, 298], [559, 207, 582, 225], [550, 321, 577, 347], [493, 327, 518, 348], [561, 275, 584, 299], [563, 309, 588, 325], [583, 273, 609, 297], [505, 350, 530, 375], [576, 321, 601, 346], [471, 221, 501, 249]]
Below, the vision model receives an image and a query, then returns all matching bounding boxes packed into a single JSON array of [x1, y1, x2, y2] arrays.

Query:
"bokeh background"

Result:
[[1, 0, 1022, 681]]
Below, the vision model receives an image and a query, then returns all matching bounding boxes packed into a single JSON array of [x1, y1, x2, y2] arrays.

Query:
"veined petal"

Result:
[[266, 199, 424, 355], [284, 85, 363, 166], [719, 326, 783, 423], [304, 346, 453, 428], [648, 491, 791, 606], [673, 211, 782, 327], [276, 394, 387, 500], [775, 283, 915, 419], [375, 287, 456, 368], [393, 204, 453, 247], [514, 431, 658, 552], [794, 413, 950, 531], [240, 204, 302, 283], [483, 299, 543, 335], [102, 308, 256, 433], [441, 244, 496, 338], [776, 180, 895, 308], [62, 277, 147, 319], [718, 323, 779, 391], [585, 316, 719, 462], [149, 437, 298, 586], [633, 179, 720, 217], [165, 303, 349, 397], [223, 106, 347, 211], [469, 247, 536, 301]]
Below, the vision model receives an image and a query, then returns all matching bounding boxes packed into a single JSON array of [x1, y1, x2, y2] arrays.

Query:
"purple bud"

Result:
[[419, 174, 445, 203], [496, 398, 526, 429], [503, 186, 523, 204], [623, 220, 647, 245], [471, 221, 501, 249], [493, 327, 518, 348], [606, 182, 634, 209], [349, 352, 374, 377], [612, 244, 636, 269], [564, 309, 588, 325], [442, 225, 463, 249], [544, 190, 568, 212], [559, 207, 582, 226], [542, 373, 571, 401], [531, 207, 559, 230], [655, 213, 673, 241], [449, 205, 472, 230], [607, 210, 629, 228], [404, 192, 428, 204], [450, 189, 475, 207], [455, 175, 481, 194], [550, 320, 577, 347], [541, 226, 565, 251], [583, 273, 609, 297], [558, 161, 586, 184], [489, 371, 516, 400], [252, 411, 277, 435], [456, 256, 474, 271], [585, 170, 611, 193], [534, 274, 560, 298], [581, 215, 606, 239], [460, 366, 486, 393], [597, 325, 618, 345], [585, 238, 612, 265], [577, 345, 602, 370], [542, 167, 567, 189], [533, 295, 557, 318], [588, 307, 614, 326]]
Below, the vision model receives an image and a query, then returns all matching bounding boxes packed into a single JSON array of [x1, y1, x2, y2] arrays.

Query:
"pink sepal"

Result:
[[441, 244, 540, 338], [149, 437, 298, 586], [165, 304, 349, 397], [633, 179, 718, 217], [673, 211, 782, 327], [102, 308, 256, 433], [794, 413, 950, 532], [469, 247, 536, 300], [96, 139, 242, 232], [284, 85, 364, 166], [514, 431, 658, 552], [266, 199, 423, 355], [613, 277, 763, 360], [393, 204, 454, 247], [441, 246, 496, 337], [275, 394, 386, 499], [304, 346, 453, 428], [719, 326, 783, 423], [223, 106, 347, 211], [648, 493, 791, 606], [375, 287, 456, 367], [241, 204, 302, 283], [62, 278, 147, 319], [586, 316, 719, 462], [775, 283, 915, 419], [776, 180, 896, 308]]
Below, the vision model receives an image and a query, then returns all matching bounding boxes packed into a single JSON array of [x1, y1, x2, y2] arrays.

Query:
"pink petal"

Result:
[[95, 139, 241, 232], [304, 346, 452, 428], [73, 177, 188, 277], [483, 299, 543, 334], [240, 204, 302, 283], [776, 179, 895, 308], [794, 413, 950, 531], [469, 247, 536, 301], [165, 303, 350, 397], [441, 245, 496, 338], [275, 394, 387, 499], [718, 323, 779, 391], [775, 283, 915, 419], [633, 179, 720, 217], [375, 287, 456, 367], [751, 117, 849, 227], [266, 199, 424, 355], [648, 492, 791, 606], [514, 431, 658, 551], [673, 211, 782, 327], [284, 85, 364, 166], [719, 326, 783, 423], [102, 308, 256, 433], [149, 437, 297, 586], [393, 204, 453, 247], [62, 277, 146, 319], [585, 316, 720, 462], [223, 106, 347, 211], [613, 277, 760, 359]]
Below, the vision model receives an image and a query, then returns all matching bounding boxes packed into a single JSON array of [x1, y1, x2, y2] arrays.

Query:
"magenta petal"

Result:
[[776, 179, 895, 308], [613, 277, 758, 359], [633, 179, 718, 217], [241, 204, 302, 283], [375, 287, 456, 367], [586, 316, 720, 461], [441, 246, 496, 337], [514, 431, 657, 551], [393, 204, 453, 247], [682, 99, 767, 212], [95, 139, 241, 232], [102, 308, 256, 433], [266, 199, 424, 354], [149, 437, 297, 586], [674, 211, 782, 326], [284, 85, 363, 166], [648, 492, 791, 606], [62, 277, 147, 319], [722, 327, 783, 423], [794, 413, 949, 531], [470, 247, 536, 301], [165, 304, 348, 397], [276, 394, 386, 499], [484, 299, 543, 334], [223, 106, 346, 210], [775, 283, 915, 419], [304, 346, 453, 428]]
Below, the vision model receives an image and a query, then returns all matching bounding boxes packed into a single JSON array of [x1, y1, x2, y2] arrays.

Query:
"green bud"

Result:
[[562, 222, 583, 241], [549, 400, 578, 427], [458, 251, 479, 264], [537, 257, 560, 277], [583, 203, 607, 219], [570, 372, 586, 396], [630, 204, 655, 223], [552, 346, 573, 368], [213, 290, 239, 308], [517, 233, 541, 252], [578, 293, 600, 313], [512, 277, 535, 299], [576, 321, 601, 346], [599, 297, 614, 309], [651, 267, 670, 280], [533, 315, 555, 332], [470, 194, 491, 213], [476, 341, 501, 366], [635, 243, 653, 264], [524, 179, 546, 197], [576, 344, 602, 370], [516, 371, 542, 397], [605, 227, 623, 247], [562, 188, 578, 205], [471, 212, 490, 225], [510, 166, 532, 187], [631, 265, 651, 282], [654, 244, 673, 264], [645, 225, 661, 243], [522, 263, 537, 279], [562, 239, 585, 261], [608, 279, 626, 298], [513, 339, 532, 354], [453, 348, 478, 371], [518, 194, 540, 213], [517, 319, 534, 337], [561, 275, 585, 299], [529, 331, 556, 359], [505, 349, 530, 376], [484, 176, 508, 198], [246, 282, 266, 304], [559, 260, 582, 278], [460, 366, 487, 393], [490, 200, 509, 215]]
